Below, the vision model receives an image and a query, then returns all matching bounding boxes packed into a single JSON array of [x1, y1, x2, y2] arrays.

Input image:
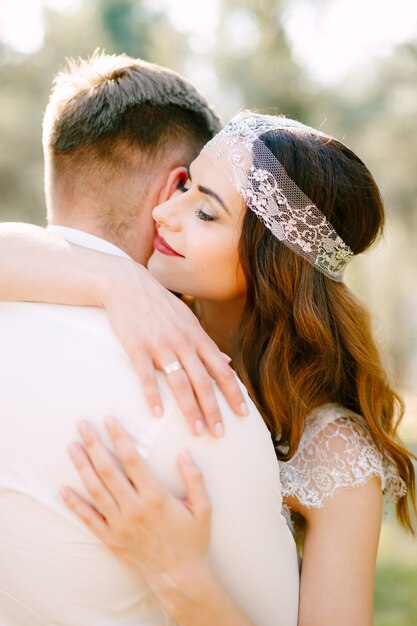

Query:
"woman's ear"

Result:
[[157, 167, 188, 204]]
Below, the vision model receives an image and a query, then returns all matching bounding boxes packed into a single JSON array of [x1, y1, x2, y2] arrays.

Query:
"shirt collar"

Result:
[[47, 225, 132, 260]]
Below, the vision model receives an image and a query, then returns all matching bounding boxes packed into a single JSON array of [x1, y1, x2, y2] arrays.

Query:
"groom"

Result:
[[0, 53, 298, 625]]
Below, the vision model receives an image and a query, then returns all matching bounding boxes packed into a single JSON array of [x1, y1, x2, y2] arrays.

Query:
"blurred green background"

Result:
[[0, 0, 416, 623]]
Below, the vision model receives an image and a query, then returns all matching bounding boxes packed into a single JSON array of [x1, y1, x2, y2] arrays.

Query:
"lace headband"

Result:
[[202, 112, 354, 281]]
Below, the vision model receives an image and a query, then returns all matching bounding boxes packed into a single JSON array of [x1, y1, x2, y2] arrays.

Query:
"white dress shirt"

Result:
[[0, 226, 299, 626]]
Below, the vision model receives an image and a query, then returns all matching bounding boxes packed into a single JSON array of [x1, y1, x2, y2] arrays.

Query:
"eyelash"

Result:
[[195, 206, 217, 222], [177, 181, 216, 222]]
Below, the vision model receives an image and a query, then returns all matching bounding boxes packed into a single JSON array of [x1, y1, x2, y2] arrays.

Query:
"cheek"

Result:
[[190, 229, 245, 299], [147, 220, 246, 301]]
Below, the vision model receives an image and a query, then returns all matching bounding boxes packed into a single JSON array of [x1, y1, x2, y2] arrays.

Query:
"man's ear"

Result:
[[157, 166, 188, 204]]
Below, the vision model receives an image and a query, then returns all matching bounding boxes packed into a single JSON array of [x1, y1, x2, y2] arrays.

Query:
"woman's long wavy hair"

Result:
[[232, 126, 416, 532]]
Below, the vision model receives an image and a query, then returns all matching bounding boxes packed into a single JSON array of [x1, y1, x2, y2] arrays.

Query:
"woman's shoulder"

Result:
[[302, 402, 368, 437], [278, 403, 406, 510]]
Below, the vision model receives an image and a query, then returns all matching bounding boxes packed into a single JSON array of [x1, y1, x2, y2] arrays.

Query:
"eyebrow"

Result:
[[187, 167, 231, 215]]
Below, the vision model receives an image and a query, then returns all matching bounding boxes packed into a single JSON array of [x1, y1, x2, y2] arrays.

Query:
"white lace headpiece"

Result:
[[202, 112, 354, 281]]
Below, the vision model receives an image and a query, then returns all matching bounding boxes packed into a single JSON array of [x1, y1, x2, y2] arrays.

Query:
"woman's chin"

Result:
[[147, 252, 164, 277], [146, 250, 157, 270]]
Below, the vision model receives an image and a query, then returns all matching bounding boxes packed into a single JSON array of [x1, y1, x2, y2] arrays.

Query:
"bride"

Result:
[[1, 111, 415, 625]]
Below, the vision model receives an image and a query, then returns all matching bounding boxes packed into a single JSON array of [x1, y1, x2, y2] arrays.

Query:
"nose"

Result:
[[152, 196, 183, 232]]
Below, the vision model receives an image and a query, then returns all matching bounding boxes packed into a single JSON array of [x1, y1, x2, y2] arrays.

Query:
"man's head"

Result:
[[43, 51, 222, 261]]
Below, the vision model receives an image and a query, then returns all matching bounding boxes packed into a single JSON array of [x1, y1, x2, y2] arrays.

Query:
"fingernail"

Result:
[[60, 486, 72, 500], [68, 442, 81, 457], [214, 422, 224, 438], [194, 420, 205, 435], [240, 402, 249, 416], [153, 405, 163, 417], [182, 449, 194, 465], [105, 416, 118, 433], [78, 420, 90, 436], [221, 352, 232, 363]]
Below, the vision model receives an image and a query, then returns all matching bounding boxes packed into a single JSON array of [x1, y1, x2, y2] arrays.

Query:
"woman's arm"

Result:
[[288, 478, 382, 626], [0, 222, 248, 434], [62, 418, 255, 626], [0, 223, 108, 305]]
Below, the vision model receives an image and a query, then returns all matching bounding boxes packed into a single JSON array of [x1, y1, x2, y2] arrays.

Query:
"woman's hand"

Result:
[[61, 418, 256, 626], [0, 223, 249, 436], [103, 261, 249, 436], [61, 418, 212, 594]]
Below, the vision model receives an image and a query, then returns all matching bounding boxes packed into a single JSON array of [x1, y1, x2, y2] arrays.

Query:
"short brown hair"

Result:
[[43, 51, 221, 223]]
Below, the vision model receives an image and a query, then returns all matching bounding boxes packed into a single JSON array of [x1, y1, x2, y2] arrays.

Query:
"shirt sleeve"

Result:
[[278, 408, 407, 510]]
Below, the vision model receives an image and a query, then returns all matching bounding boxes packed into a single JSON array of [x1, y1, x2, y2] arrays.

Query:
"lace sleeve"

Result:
[[278, 404, 407, 509]]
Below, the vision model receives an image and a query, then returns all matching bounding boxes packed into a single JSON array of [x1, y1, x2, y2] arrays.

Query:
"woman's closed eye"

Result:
[[195, 205, 217, 222], [176, 176, 217, 221]]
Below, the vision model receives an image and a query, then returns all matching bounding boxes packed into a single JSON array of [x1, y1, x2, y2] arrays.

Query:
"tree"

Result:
[[211, 0, 310, 121], [0, 0, 187, 224]]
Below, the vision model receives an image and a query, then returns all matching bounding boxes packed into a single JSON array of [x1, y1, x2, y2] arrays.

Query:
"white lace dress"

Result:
[[278, 403, 406, 540]]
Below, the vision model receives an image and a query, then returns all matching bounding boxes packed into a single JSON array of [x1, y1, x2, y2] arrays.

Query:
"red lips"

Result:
[[153, 234, 184, 257]]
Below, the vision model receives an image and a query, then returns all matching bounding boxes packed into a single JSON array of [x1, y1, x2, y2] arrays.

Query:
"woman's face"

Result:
[[148, 147, 247, 302]]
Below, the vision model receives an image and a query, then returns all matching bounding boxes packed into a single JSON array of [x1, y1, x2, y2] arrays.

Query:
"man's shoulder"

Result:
[[214, 377, 268, 432], [0, 300, 104, 321], [157, 379, 276, 469], [0, 301, 121, 351], [0, 300, 175, 411]]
